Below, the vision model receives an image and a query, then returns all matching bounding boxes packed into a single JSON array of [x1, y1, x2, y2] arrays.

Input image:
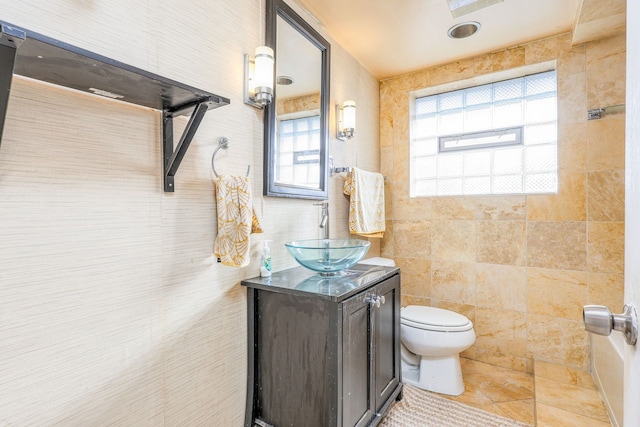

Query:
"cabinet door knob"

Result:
[[365, 294, 377, 306], [365, 294, 386, 308]]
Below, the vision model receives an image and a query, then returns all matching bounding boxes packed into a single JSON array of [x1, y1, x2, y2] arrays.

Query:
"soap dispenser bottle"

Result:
[[260, 240, 272, 277]]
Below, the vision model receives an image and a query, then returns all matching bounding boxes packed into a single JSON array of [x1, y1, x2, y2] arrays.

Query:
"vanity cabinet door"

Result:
[[372, 274, 401, 415], [342, 292, 374, 427], [341, 273, 401, 427]]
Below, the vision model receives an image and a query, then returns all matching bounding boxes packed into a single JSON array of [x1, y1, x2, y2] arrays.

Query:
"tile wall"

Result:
[[380, 32, 626, 372]]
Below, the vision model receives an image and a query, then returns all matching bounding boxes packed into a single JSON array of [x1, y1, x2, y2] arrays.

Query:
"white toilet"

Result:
[[401, 305, 475, 396], [359, 257, 476, 396]]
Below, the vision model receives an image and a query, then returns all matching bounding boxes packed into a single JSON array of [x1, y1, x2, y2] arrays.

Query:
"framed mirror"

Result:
[[264, 0, 331, 200]]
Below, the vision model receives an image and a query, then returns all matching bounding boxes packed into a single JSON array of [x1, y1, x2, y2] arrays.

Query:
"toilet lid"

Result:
[[358, 257, 396, 267], [401, 306, 472, 332]]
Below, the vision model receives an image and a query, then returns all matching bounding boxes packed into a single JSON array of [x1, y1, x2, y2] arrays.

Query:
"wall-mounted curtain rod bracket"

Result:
[[0, 23, 25, 149], [587, 108, 605, 120], [587, 104, 625, 120]]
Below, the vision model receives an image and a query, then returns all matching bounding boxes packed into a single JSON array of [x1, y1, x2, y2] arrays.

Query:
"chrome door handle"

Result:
[[583, 304, 638, 346]]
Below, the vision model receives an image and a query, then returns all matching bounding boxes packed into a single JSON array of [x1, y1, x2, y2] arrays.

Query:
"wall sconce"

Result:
[[244, 46, 274, 108], [336, 100, 356, 140]]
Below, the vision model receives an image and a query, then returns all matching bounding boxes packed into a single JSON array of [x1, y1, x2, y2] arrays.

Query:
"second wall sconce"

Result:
[[336, 100, 356, 140], [244, 46, 275, 108]]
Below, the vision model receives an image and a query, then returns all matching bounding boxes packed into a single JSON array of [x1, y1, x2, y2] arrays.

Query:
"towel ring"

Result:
[[211, 137, 251, 178]]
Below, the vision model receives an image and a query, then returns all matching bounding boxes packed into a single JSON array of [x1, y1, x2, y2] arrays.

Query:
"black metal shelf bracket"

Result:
[[0, 23, 24, 147], [0, 19, 230, 192], [163, 100, 210, 192]]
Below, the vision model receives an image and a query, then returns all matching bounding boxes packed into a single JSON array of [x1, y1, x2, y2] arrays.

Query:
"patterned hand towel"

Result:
[[343, 167, 385, 238], [214, 175, 262, 267]]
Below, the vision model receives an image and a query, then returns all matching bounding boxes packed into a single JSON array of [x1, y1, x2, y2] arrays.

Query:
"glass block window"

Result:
[[410, 70, 558, 197], [276, 114, 321, 188]]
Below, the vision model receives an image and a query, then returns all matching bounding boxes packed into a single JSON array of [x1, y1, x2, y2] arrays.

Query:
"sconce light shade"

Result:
[[244, 46, 274, 108], [336, 100, 356, 141]]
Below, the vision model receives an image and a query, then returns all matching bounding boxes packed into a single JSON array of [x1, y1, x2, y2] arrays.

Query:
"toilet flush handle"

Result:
[[583, 304, 638, 346]]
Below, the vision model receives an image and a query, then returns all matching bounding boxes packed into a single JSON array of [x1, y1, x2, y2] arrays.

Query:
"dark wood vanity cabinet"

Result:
[[242, 265, 402, 427], [342, 274, 401, 427]]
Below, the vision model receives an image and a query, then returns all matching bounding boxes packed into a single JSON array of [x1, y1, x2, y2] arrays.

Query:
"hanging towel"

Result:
[[343, 167, 385, 238], [214, 175, 263, 267]]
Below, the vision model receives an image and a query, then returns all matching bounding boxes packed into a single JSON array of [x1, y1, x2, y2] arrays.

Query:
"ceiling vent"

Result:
[[447, 0, 503, 18]]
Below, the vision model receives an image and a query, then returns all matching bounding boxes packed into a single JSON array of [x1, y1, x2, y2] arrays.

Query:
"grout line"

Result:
[[532, 360, 538, 427]]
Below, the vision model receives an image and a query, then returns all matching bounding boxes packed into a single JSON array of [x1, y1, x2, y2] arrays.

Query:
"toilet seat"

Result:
[[401, 306, 473, 332]]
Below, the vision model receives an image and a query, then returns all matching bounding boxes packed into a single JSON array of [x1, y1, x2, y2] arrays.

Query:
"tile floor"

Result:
[[433, 358, 612, 426], [533, 360, 611, 427]]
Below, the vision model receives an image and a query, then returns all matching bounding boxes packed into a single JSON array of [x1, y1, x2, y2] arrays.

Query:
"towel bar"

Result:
[[330, 166, 352, 176], [211, 137, 250, 178], [328, 158, 387, 180], [330, 166, 387, 181]]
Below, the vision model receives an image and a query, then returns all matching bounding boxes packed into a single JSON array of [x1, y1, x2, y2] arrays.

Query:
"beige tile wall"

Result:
[[380, 32, 626, 372], [0, 0, 379, 424], [276, 92, 320, 114]]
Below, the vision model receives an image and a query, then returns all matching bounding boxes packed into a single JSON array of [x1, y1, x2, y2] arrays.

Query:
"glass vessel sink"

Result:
[[285, 239, 371, 276]]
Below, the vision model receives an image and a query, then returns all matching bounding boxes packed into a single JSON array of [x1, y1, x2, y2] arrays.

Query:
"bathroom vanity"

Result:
[[241, 264, 402, 427]]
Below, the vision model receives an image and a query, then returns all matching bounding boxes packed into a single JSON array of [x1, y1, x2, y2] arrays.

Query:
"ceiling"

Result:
[[293, 0, 625, 80]]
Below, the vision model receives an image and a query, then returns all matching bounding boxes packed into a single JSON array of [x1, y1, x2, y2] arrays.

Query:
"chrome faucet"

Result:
[[314, 202, 330, 240]]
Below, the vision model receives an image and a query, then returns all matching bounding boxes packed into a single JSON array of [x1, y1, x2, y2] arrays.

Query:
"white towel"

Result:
[[213, 175, 262, 267], [343, 167, 385, 238]]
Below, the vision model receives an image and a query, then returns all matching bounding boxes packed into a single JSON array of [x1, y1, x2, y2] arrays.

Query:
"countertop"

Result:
[[241, 264, 400, 302]]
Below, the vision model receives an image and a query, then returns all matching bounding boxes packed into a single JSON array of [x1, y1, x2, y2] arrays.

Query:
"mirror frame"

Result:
[[264, 0, 331, 200]]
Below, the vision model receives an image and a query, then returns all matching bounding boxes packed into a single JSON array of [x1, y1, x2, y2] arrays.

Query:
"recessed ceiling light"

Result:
[[447, 21, 481, 39], [276, 76, 294, 85]]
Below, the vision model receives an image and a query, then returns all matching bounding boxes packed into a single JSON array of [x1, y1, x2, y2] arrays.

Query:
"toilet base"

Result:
[[401, 354, 465, 396]]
